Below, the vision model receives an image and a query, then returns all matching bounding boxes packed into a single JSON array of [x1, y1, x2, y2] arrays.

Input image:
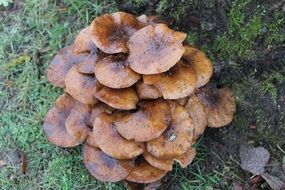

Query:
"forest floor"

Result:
[[0, 0, 284, 189]]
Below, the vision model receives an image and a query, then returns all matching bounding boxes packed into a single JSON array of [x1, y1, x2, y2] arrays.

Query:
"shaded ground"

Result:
[[0, 0, 284, 189]]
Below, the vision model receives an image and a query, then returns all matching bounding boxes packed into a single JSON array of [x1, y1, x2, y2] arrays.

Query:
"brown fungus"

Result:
[[73, 27, 98, 54], [135, 80, 162, 99]]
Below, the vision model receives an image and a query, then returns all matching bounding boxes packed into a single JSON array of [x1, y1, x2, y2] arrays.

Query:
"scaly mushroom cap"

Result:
[[95, 87, 139, 110], [93, 113, 144, 159], [65, 65, 100, 104], [128, 24, 186, 74], [143, 62, 197, 99], [115, 99, 171, 142], [147, 101, 194, 159], [47, 45, 87, 87], [126, 158, 167, 183], [86, 128, 98, 148], [135, 80, 162, 99], [95, 54, 141, 88], [88, 102, 115, 126], [83, 144, 135, 182], [197, 86, 236, 128], [143, 151, 173, 171], [90, 12, 142, 54], [182, 46, 213, 88], [174, 148, 196, 168], [43, 94, 80, 147], [184, 95, 207, 140], [65, 101, 92, 142], [73, 27, 97, 54]]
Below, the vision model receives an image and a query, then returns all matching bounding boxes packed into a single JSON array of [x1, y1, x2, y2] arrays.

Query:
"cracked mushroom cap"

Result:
[[197, 86, 236, 128], [115, 99, 171, 142], [143, 62, 197, 99], [128, 24, 186, 74], [147, 101, 194, 159], [43, 94, 80, 147], [65, 65, 101, 104], [90, 12, 142, 54], [174, 147, 196, 168], [47, 45, 87, 88], [182, 45, 213, 88], [126, 158, 167, 183], [95, 87, 139, 110], [73, 27, 98, 54], [93, 113, 144, 159], [83, 144, 135, 182], [95, 54, 141, 88], [135, 80, 162, 99], [184, 95, 207, 140], [88, 102, 115, 126]]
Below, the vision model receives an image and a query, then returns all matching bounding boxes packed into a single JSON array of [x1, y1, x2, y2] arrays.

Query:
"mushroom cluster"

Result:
[[44, 12, 236, 184]]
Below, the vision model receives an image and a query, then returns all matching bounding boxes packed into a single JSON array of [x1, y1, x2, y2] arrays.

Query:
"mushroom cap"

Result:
[[86, 128, 98, 148], [143, 151, 173, 171], [135, 80, 162, 99], [143, 62, 197, 99], [43, 94, 80, 147], [176, 97, 189, 106], [184, 95, 207, 140], [90, 12, 142, 54], [65, 101, 92, 142], [83, 144, 135, 182], [73, 27, 98, 54], [95, 54, 141, 88], [95, 87, 139, 110], [88, 102, 116, 126], [47, 45, 87, 87], [65, 65, 100, 104], [174, 147, 196, 168], [182, 46, 213, 88], [115, 99, 171, 142], [128, 24, 186, 74], [197, 87, 236, 128], [136, 15, 168, 26], [147, 101, 194, 159], [93, 113, 144, 159], [126, 158, 167, 183]]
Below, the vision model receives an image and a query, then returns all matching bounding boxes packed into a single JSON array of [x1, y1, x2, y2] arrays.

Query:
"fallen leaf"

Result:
[[19, 150, 27, 174], [239, 145, 270, 175], [261, 173, 285, 190]]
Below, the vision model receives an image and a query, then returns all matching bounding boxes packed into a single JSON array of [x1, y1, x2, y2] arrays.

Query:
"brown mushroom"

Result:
[[47, 45, 87, 87], [88, 102, 115, 126], [95, 54, 141, 88], [90, 12, 142, 54], [43, 94, 80, 147], [197, 86, 236, 128], [128, 24, 186, 74], [126, 158, 167, 183], [176, 97, 189, 106], [93, 113, 144, 159], [73, 27, 97, 54], [86, 128, 98, 148], [143, 62, 197, 99], [182, 45, 213, 88], [147, 101, 194, 159], [135, 80, 162, 99], [115, 99, 171, 142], [184, 95, 207, 140], [174, 147, 196, 168], [143, 151, 173, 171], [83, 144, 135, 182], [65, 65, 101, 104], [95, 86, 139, 110]]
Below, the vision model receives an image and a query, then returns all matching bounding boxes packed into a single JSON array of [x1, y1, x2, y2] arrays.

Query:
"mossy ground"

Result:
[[0, 0, 284, 189]]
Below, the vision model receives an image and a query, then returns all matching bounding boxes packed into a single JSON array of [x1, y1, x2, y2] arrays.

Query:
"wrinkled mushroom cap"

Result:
[[88, 102, 115, 126], [182, 45, 213, 88], [197, 86, 236, 128], [184, 95, 207, 140], [143, 151, 173, 171], [83, 144, 135, 182], [43, 94, 80, 147], [95, 87, 139, 110], [174, 147, 196, 168], [115, 99, 171, 142], [147, 101, 194, 159], [90, 12, 142, 54], [126, 158, 167, 183], [128, 24, 186, 74], [93, 113, 144, 159], [143, 62, 197, 99], [73, 27, 98, 54], [65, 65, 100, 104], [95, 54, 141, 88], [135, 80, 162, 99], [47, 45, 87, 87]]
